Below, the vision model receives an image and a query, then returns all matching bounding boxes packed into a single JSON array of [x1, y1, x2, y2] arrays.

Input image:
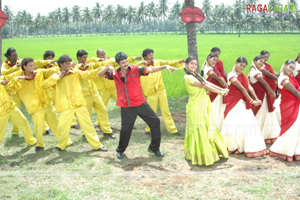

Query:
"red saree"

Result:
[[279, 75, 300, 136]]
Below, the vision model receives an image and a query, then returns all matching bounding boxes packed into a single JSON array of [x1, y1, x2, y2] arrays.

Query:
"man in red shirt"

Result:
[[98, 52, 178, 159]]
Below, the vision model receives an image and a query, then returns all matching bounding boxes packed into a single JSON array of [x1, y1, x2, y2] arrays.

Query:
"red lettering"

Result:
[[258, 4, 262, 12], [252, 4, 256, 12], [246, 4, 251, 12], [263, 5, 268, 12]]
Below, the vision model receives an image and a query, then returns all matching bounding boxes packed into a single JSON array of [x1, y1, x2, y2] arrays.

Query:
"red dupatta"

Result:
[[214, 60, 227, 82], [250, 73, 275, 116], [264, 63, 277, 92], [224, 72, 252, 118], [279, 75, 300, 135], [206, 66, 226, 103]]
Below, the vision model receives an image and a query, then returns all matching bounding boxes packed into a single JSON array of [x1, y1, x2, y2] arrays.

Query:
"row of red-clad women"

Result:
[[183, 47, 300, 166]]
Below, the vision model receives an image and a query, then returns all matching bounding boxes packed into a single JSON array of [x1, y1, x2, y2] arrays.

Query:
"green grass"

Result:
[[4, 34, 300, 98], [2, 35, 300, 199]]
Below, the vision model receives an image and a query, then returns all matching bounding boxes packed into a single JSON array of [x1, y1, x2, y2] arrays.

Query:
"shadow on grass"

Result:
[[105, 155, 167, 172], [187, 157, 233, 171]]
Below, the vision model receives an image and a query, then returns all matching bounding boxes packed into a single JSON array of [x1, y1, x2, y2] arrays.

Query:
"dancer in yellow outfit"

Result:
[[75, 49, 116, 139], [1, 48, 56, 136], [35, 50, 80, 129], [42, 54, 107, 151], [0, 77, 36, 146], [138, 48, 185, 135], [6, 58, 72, 152]]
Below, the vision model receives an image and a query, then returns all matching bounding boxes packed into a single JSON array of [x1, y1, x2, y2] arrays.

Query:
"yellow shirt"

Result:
[[74, 62, 110, 96], [34, 60, 57, 69], [42, 68, 102, 113], [0, 76, 15, 116], [1, 59, 22, 75], [6, 68, 59, 114], [1, 59, 53, 75], [138, 60, 184, 96], [89, 57, 137, 90]]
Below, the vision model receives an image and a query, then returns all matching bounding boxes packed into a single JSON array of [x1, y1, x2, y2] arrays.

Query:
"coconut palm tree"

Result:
[[169, 0, 181, 32], [62, 7, 70, 36], [126, 6, 136, 34], [92, 2, 103, 34], [158, 0, 169, 34], [71, 5, 81, 36], [55, 8, 62, 36], [3, 5, 13, 37], [201, 0, 212, 33], [82, 7, 93, 35]]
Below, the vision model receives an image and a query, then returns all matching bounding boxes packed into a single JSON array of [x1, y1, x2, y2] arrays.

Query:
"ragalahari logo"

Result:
[[246, 4, 297, 16]]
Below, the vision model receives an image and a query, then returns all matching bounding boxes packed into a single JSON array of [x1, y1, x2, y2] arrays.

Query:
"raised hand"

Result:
[[165, 65, 178, 73], [135, 57, 142, 61]]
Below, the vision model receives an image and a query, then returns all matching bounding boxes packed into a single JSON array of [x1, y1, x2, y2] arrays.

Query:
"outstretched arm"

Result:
[[145, 65, 178, 74]]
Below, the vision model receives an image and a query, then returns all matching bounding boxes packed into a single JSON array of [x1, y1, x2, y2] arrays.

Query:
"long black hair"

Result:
[[184, 56, 206, 83]]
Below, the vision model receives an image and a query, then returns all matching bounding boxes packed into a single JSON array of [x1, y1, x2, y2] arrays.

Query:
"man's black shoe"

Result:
[[44, 129, 54, 135], [145, 131, 151, 135], [117, 152, 125, 159], [71, 124, 81, 129], [174, 132, 181, 136], [53, 147, 62, 151], [148, 148, 164, 157], [96, 146, 108, 152], [103, 133, 116, 139], [35, 146, 44, 152]]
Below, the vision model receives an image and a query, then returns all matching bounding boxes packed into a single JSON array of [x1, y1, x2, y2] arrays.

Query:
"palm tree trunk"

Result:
[[184, 0, 199, 72], [186, 22, 199, 72]]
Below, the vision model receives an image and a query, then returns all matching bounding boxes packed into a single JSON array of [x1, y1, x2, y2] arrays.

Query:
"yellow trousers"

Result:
[[31, 105, 62, 148], [145, 89, 178, 134], [100, 89, 117, 107], [11, 94, 49, 135], [0, 106, 36, 146], [57, 106, 102, 150], [85, 93, 112, 133]]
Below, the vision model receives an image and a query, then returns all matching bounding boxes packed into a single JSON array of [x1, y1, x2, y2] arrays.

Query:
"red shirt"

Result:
[[106, 65, 148, 107]]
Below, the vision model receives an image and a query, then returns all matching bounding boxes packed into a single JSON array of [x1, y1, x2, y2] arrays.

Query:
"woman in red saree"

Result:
[[202, 52, 228, 131], [270, 60, 300, 162], [248, 55, 280, 144], [221, 57, 267, 158], [260, 50, 281, 125]]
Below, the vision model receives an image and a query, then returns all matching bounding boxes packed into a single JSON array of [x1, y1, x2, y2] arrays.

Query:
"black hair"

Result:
[[21, 57, 34, 71], [260, 50, 270, 56], [142, 48, 154, 60], [43, 50, 55, 59], [236, 57, 248, 65], [4, 48, 16, 58], [285, 59, 296, 65], [207, 52, 219, 59], [76, 49, 88, 59], [58, 55, 72, 68], [253, 55, 265, 62], [115, 52, 128, 64], [185, 56, 198, 64], [210, 47, 221, 53]]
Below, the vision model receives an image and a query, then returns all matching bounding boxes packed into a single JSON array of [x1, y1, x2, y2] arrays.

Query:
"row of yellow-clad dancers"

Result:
[[1, 46, 300, 164], [0, 47, 183, 158]]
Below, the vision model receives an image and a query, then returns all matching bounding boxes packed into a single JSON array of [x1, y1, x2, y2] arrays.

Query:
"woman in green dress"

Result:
[[184, 56, 229, 166]]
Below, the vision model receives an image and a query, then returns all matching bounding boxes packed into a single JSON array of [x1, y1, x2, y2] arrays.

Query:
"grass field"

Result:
[[1, 34, 300, 199]]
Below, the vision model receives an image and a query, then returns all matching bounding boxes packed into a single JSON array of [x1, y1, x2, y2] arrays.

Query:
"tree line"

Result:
[[2, 0, 300, 38]]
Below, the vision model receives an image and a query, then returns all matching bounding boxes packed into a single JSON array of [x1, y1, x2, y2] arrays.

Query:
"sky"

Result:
[[3, 0, 294, 17]]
